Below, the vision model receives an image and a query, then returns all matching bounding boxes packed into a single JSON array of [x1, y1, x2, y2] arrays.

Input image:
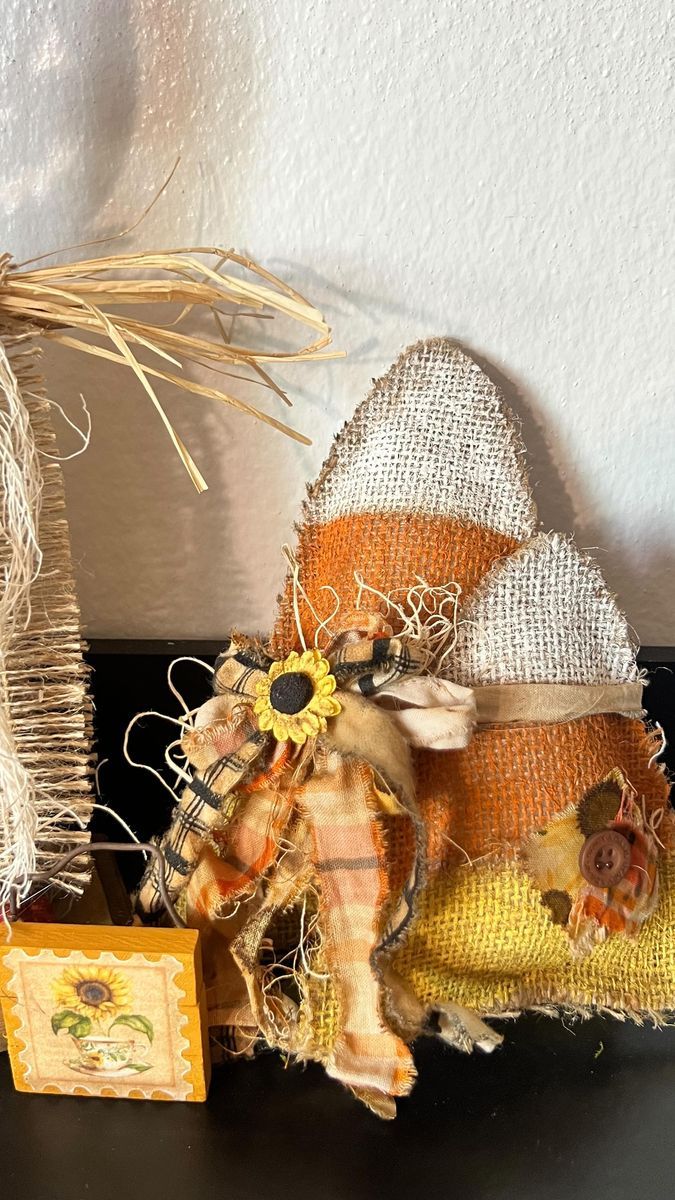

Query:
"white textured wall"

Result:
[[2, 1, 673, 643]]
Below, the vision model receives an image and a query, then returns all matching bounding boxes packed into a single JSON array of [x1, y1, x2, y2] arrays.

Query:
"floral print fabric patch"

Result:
[[523, 769, 661, 955]]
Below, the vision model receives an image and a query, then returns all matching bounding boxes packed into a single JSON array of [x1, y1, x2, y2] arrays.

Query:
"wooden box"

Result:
[[0, 923, 210, 1102]]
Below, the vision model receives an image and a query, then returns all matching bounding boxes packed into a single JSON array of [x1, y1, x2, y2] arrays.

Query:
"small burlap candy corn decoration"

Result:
[[140, 338, 672, 1118]]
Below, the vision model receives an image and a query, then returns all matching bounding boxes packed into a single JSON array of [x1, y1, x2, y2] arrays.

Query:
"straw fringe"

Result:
[[0, 236, 333, 906], [0, 248, 340, 492]]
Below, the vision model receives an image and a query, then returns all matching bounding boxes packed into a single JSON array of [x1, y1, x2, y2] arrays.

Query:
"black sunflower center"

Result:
[[76, 980, 113, 1008], [269, 671, 315, 715]]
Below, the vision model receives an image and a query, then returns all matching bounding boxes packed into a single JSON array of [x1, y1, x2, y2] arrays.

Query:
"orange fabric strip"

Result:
[[296, 749, 416, 1097]]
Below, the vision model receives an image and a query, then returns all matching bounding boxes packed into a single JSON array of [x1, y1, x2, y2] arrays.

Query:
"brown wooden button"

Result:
[[579, 829, 631, 888]]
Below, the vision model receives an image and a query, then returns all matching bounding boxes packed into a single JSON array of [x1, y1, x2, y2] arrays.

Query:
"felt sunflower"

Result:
[[253, 648, 341, 744], [51, 966, 131, 1020]]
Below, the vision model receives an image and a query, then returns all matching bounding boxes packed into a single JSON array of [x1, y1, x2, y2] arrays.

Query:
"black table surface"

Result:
[[1, 646, 674, 1200]]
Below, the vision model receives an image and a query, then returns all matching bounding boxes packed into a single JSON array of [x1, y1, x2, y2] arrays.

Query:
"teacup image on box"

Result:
[[70, 1036, 148, 1077]]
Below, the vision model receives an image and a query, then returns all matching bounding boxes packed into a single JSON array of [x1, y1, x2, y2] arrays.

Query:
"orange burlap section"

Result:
[[272, 512, 518, 655], [414, 715, 669, 871], [380, 713, 669, 892]]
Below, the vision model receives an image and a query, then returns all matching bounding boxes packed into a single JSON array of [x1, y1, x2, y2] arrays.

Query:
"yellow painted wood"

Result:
[[0, 921, 210, 1102]]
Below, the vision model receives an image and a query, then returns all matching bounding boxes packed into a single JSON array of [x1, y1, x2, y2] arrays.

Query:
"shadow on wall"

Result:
[[459, 342, 675, 647], [69, 0, 139, 242], [612, 542, 675, 650], [40, 1, 275, 639], [6, 0, 257, 249], [4, 0, 138, 256]]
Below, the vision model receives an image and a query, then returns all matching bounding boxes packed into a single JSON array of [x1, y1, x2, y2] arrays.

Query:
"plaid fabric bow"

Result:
[[138, 615, 475, 1098]]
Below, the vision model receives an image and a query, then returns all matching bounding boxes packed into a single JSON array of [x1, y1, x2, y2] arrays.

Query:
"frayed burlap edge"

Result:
[[482, 998, 675, 1030], [0, 326, 94, 897]]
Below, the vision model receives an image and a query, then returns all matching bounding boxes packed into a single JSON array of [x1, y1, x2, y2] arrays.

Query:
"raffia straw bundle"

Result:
[[0, 241, 337, 909], [0, 247, 339, 490]]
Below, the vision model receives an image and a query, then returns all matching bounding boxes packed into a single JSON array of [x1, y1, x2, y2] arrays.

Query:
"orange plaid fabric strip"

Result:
[[296, 748, 416, 1097], [185, 747, 295, 923]]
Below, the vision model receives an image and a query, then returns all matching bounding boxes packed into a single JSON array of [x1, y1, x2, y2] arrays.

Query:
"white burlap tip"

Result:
[[447, 532, 640, 686], [304, 339, 538, 539]]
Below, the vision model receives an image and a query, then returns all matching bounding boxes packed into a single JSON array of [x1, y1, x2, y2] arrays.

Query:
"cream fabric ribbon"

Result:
[[357, 678, 645, 757], [473, 680, 645, 725], [373, 677, 477, 750]]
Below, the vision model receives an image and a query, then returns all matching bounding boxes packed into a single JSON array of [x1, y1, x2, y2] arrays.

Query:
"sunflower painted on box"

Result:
[[51, 965, 155, 1077]]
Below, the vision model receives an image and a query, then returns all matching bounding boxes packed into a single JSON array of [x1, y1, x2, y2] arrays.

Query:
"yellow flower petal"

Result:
[[318, 676, 336, 695], [300, 710, 321, 734], [313, 695, 342, 718], [273, 719, 290, 742], [51, 964, 131, 1020], [288, 724, 308, 745], [268, 661, 285, 681]]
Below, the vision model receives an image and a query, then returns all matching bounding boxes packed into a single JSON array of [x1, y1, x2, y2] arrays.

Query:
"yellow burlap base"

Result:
[[305, 860, 675, 1054], [395, 859, 675, 1017]]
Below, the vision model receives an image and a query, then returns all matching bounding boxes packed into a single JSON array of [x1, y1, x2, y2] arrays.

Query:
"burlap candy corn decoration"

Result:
[[140, 339, 672, 1117]]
